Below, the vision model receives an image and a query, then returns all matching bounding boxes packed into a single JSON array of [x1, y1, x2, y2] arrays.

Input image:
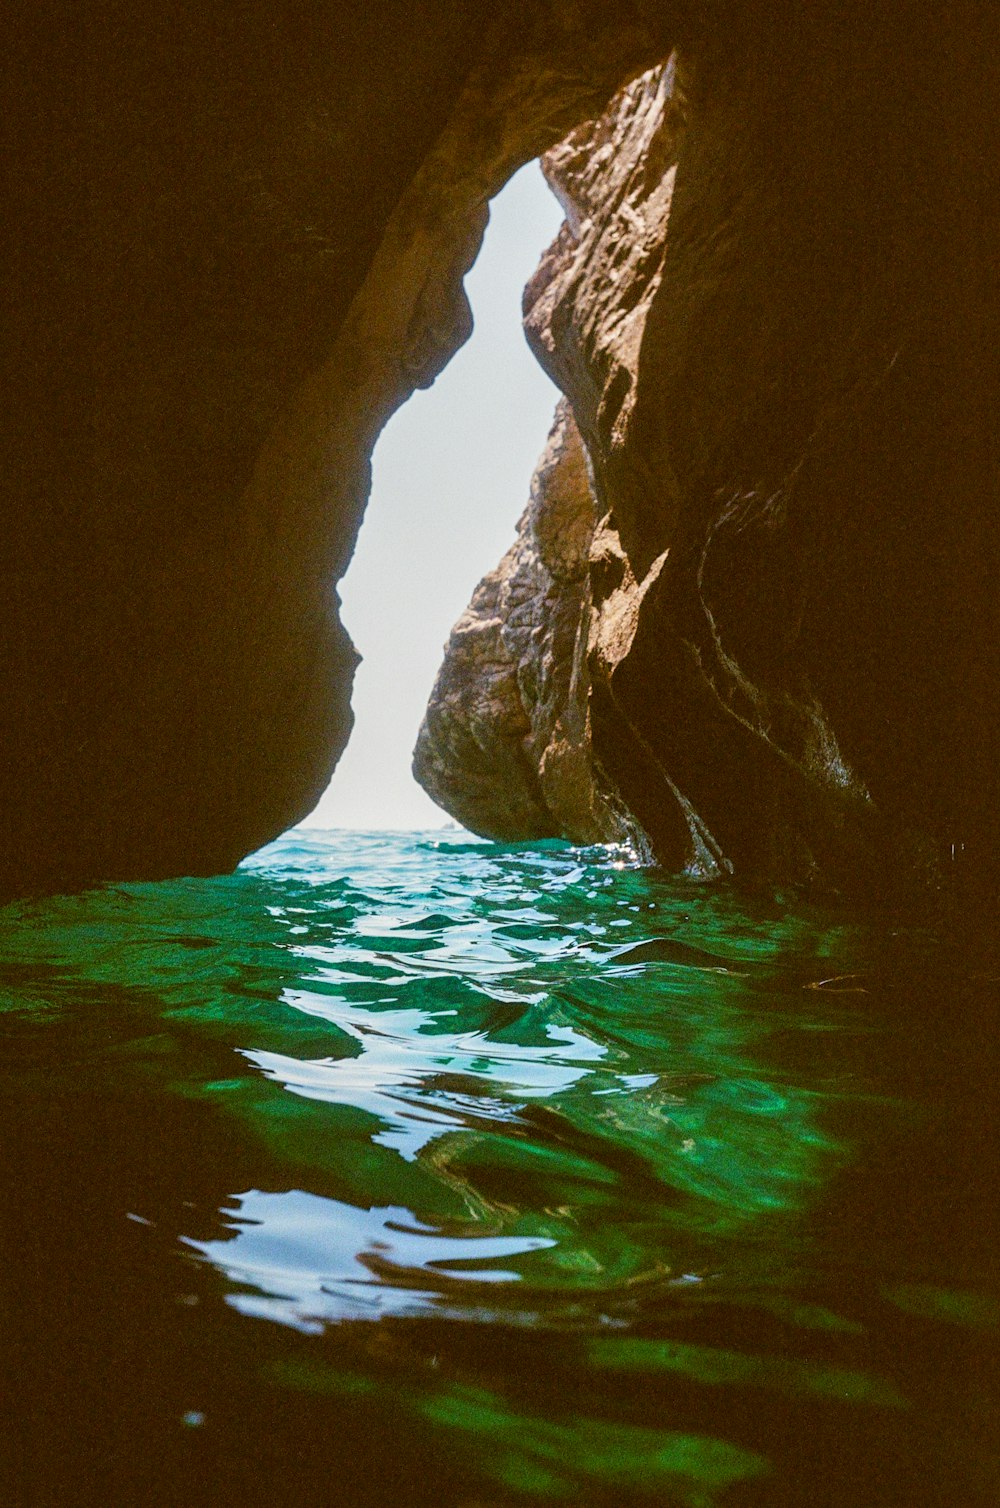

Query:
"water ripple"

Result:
[[1, 827, 996, 1504]]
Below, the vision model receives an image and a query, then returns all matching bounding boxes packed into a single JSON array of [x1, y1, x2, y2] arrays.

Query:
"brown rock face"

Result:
[[413, 401, 639, 846], [604, 6, 999, 898], [2, 1, 669, 897], [525, 61, 683, 566], [417, 61, 724, 873], [6, 2, 998, 901], [420, 5, 1000, 901]]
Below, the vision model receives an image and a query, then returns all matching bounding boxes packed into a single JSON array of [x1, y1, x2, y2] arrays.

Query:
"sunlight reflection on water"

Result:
[[1, 828, 996, 1505]]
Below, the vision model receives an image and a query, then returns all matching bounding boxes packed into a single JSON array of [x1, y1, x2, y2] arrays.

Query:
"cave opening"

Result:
[[306, 162, 564, 832]]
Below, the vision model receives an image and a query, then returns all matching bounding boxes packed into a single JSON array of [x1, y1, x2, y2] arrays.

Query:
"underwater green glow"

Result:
[[1, 830, 996, 1503]]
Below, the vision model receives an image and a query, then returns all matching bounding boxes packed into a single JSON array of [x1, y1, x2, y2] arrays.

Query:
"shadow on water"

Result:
[[0, 830, 996, 1505]]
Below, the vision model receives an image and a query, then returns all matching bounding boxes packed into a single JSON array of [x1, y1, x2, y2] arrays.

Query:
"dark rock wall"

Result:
[[6, 2, 998, 900], [421, 3, 1000, 900], [609, 2, 1000, 895], [2, 2, 669, 896]]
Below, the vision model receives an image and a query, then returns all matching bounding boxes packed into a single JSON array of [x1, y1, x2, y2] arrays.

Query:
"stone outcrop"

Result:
[[417, 62, 689, 861], [1, 1, 671, 897], [5, 2, 999, 902], [418, 6, 1000, 902], [414, 400, 638, 846]]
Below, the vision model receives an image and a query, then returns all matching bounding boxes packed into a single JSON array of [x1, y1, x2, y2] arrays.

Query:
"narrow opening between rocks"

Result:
[[307, 162, 564, 831]]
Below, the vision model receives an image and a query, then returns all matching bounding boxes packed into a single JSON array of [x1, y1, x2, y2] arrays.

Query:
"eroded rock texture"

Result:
[[414, 400, 638, 846], [420, 5, 1000, 901], [2, 1, 670, 896], [6, 2, 999, 901], [418, 62, 688, 860]]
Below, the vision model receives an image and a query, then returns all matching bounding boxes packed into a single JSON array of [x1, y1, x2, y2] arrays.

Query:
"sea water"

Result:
[[0, 829, 996, 1504]]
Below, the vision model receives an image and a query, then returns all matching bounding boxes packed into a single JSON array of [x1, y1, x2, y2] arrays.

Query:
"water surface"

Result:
[[1, 830, 996, 1504]]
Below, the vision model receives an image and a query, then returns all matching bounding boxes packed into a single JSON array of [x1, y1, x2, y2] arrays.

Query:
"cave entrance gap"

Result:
[[307, 162, 564, 831]]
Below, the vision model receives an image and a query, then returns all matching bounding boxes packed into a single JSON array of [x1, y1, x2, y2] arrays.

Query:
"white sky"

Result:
[[307, 162, 565, 830]]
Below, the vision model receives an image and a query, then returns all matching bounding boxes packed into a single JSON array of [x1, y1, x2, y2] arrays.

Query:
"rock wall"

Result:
[[414, 61, 682, 859], [2, 1, 670, 897], [413, 400, 639, 846], [606, 3, 998, 899], [419, 4, 1000, 902], [5, 2, 998, 901], [417, 62, 690, 862]]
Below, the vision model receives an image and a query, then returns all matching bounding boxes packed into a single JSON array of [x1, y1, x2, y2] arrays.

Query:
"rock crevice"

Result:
[[414, 399, 641, 847], [6, 2, 998, 902], [416, 7, 1000, 901], [2, 1, 671, 896]]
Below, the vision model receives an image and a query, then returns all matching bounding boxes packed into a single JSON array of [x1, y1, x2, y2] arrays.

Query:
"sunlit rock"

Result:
[[423, 5, 1000, 901], [1, 1, 669, 896], [6, 1, 998, 903], [414, 400, 641, 846]]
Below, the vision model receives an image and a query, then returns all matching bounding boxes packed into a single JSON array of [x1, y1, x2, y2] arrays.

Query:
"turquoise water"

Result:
[[0, 829, 996, 1504]]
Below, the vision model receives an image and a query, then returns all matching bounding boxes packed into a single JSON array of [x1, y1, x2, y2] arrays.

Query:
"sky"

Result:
[[307, 161, 566, 830]]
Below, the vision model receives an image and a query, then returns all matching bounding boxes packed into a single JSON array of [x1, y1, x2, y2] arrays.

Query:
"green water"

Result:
[[0, 829, 996, 1505]]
